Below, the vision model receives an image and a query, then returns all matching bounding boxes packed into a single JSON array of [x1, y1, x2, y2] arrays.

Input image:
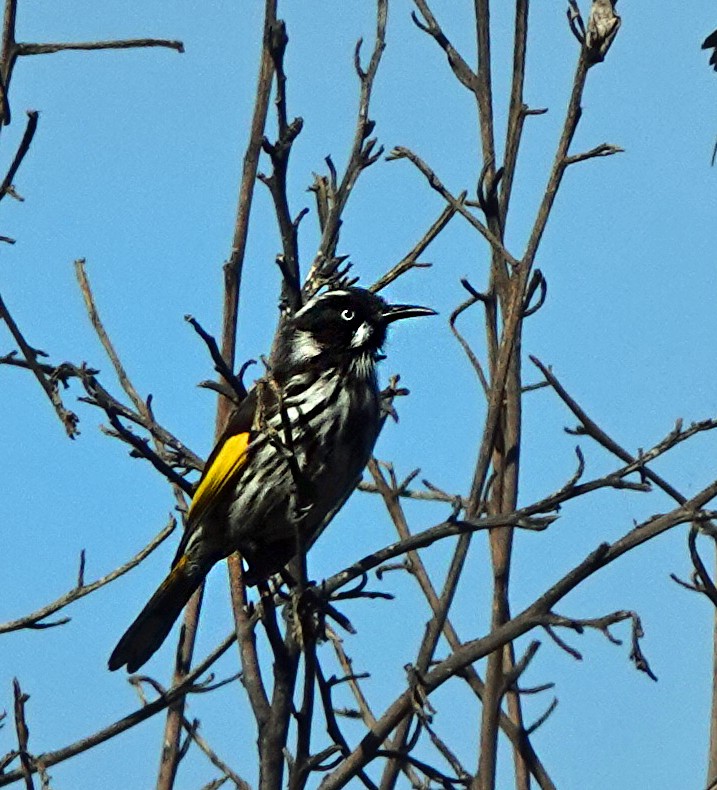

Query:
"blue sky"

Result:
[[1, 2, 717, 788]]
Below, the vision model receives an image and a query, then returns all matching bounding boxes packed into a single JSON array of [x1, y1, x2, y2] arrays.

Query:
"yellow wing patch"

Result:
[[188, 432, 251, 526]]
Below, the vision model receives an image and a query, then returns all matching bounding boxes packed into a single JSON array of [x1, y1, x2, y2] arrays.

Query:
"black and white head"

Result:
[[285, 287, 435, 369]]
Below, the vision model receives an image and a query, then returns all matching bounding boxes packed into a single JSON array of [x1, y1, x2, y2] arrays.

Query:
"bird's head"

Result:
[[284, 287, 436, 368]]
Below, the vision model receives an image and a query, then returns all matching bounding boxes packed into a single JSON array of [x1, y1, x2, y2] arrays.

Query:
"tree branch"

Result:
[[0, 517, 176, 635]]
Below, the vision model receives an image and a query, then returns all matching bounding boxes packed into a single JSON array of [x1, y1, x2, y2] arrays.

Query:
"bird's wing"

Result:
[[184, 387, 259, 534]]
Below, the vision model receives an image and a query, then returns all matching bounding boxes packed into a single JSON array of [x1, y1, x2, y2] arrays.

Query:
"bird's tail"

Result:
[[108, 555, 206, 673]]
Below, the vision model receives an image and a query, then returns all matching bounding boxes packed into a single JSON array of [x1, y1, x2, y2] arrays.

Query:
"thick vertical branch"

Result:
[[476, 45, 591, 790], [467, 16, 528, 789], [477, 3, 530, 787], [478, 5, 530, 785], [257, 595, 301, 790], [156, 3, 278, 788], [12, 679, 34, 790], [222, 1, 279, 366], [471, 141, 603, 790], [381, 4, 514, 787]]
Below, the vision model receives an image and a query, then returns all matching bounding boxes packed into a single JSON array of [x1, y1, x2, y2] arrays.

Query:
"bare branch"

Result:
[[319, 481, 717, 787], [370, 197, 461, 293], [449, 286, 491, 395], [365, 460, 557, 789], [387, 146, 521, 268], [16, 38, 184, 56], [12, 679, 34, 790], [259, 18, 304, 312], [321, 511, 557, 599], [564, 142, 624, 166], [130, 677, 251, 790], [304, 0, 388, 293], [0, 108, 36, 203], [410, 3, 477, 91], [0, 291, 79, 437], [75, 259, 147, 412], [542, 610, 657, 680], [523, 50, 590, 266], [185, 314, 248, 403], [0, 517, 176, 634], [159, 2, 280, 765], [499, 0, 530, 221], [685, 526, 717, 608], [525, 698, 559, 737], [0, 634, 238, 787], [530, 354, 717, 510]]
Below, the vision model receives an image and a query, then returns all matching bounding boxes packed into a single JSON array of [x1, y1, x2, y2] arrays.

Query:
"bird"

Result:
[[108, 286, 436, 672], [585, 0, 620, 63], [703, 29, 717, 71]]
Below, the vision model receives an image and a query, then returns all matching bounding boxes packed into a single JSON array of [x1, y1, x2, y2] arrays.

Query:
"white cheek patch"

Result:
[[351, 321, 373, 348], [291, 330, 323, 363]]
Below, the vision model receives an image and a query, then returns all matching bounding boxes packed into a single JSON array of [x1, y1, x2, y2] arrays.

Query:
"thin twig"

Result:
[[0, 109, 37, 202], [16, 39, 184, 56], [0, 634, 238, 787], [304, 0, 388, 294], [370, 198, 460, 293], [131, 677, 251, 790], [366, 460, 556, 789], [0, 517, 176, 634], [387, 146, 520, 269], [13, 679, 34, 790], [0, 291, 79, 437]]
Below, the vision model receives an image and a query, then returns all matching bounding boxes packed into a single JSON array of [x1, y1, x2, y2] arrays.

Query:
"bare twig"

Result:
[[564, 142, 623, 166], [387, 146, 520, 269], [0, 109, 37, 202], [366, 461, 556, 790], [529, 354, 711, 508], [12, 679, 34, 790], [450, 288, 491, 395], [370, 198, 461, 293], [410, 2, 477, 91], [0, 634, 237, 787], [16, 39, 184, 57], [304, 0, 388, 294], [542, 610, 657, 680], [0, 517, 176, 635], [185, 314, 248, 403], [0, 291, 79, 437], [499, 0, 529, 221], [131, 677, 251, 790], [75, 259, 147, 413]]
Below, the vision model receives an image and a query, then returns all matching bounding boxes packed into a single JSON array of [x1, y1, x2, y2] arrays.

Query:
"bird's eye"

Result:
[[340, 308, 355, 322]]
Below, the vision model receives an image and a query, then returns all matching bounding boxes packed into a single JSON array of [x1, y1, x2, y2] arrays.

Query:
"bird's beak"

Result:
[[381, 303, 437, 324]]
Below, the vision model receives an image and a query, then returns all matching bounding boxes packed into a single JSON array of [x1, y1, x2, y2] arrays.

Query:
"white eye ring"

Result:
[[340, 308, 355, 321]]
